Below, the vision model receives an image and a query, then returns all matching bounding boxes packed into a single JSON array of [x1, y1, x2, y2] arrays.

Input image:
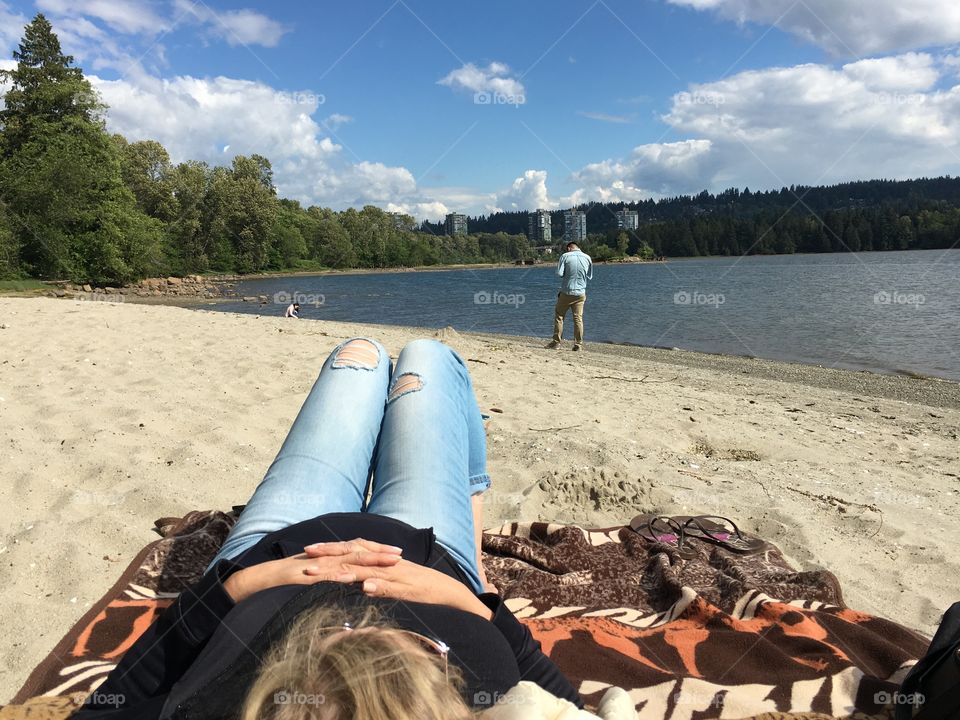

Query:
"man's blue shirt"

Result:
[[556, 250, 593, 296]]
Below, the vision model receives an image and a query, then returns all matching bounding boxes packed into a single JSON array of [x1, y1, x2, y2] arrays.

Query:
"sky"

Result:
[[2, 0, 960, 220]]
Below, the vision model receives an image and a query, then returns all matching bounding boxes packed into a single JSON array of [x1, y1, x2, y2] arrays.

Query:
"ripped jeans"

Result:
[[208, 338, 492, 592]]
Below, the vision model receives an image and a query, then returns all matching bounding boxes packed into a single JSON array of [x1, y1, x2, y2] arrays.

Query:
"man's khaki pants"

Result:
[[553, 292, 586, 346]]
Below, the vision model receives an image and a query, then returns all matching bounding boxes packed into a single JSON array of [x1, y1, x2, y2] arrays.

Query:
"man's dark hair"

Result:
[[566, 242, 578, 250]]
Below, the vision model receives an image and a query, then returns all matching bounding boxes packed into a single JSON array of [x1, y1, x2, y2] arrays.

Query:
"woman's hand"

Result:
[[321, 559, 494, 620], [223, 538, 403, 603]]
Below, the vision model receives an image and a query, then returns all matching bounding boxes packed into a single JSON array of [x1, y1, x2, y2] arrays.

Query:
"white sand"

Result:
[[1, 297, 958, 702]]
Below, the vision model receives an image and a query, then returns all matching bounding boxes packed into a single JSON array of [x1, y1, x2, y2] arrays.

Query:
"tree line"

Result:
[[447, 177, 960, 258], [1, 15, 957, 285], [0, 15, 531, 285]]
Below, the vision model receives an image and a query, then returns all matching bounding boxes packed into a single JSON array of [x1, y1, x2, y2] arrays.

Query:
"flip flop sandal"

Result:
[[680, 515, 770, 554], [628, 514, 700, 560]]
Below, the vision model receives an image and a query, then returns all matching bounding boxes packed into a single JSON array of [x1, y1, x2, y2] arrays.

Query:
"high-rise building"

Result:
[[528, 209, 552, 244], [563, 210, 587, 243], [615, 209, 639, 230], [445, 213, 468, 236]]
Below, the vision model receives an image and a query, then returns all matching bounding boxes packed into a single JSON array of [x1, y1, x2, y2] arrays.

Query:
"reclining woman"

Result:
[[77, 338, 582, 720]]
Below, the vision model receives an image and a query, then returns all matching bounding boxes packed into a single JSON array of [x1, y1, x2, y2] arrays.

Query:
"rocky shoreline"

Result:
[[44, 276, 236, 300], [41, 276, 296, 307]]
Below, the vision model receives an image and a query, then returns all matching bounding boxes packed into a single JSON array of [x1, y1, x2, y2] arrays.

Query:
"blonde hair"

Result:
[[242, 604, 475, 720]]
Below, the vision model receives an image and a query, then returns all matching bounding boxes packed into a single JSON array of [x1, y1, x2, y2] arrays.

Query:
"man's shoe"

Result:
[[546, 341, 561, 349], [572, 344, 582, 352]]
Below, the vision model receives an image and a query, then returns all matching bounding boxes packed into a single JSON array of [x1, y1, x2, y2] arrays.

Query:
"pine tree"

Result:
[[0, 14, 100, 157], [0, 14, 164, 283]]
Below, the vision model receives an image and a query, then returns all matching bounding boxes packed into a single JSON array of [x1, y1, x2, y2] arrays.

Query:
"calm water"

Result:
[[205, 250, 960, 380]]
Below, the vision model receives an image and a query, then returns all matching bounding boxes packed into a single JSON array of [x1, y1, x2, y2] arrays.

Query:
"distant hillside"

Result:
[[421, 177, 960, 258]]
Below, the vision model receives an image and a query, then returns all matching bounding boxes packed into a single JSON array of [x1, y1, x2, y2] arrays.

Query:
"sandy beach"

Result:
[[1, 296, 958, 702]]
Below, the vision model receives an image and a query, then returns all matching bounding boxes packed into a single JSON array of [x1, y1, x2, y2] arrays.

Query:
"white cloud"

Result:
[[83, 72, 513, 221], [0, 2, 26, 53], [172, 1, 290, 48], [941, 52, 960, 83], [392, 172, 572, 219], [314, 161, 417, 205], [89, 72, 427, 212], [666, 0, 960, 55], [37, 0, 288, 49], [573, 52, 960, 199], [491, 170, 555, 212], [26, 1, 288, 76], [841, 53, 939, 91], [426, 187, 498, 215], [36, 0, 168, 35], [575, 140, 715, 199], [577, 111, 633, 124], [385, 201, 449, 222], [45, 14, 143, 73], [438, 61, 526, 102], [323, 113, 353, 129]]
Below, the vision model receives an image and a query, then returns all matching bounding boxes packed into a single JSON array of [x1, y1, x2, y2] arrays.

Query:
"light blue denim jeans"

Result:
[[208, 338, 491, 592]]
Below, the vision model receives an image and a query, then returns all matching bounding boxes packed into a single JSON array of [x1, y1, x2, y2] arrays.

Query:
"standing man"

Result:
[[547, 241, 593, 351]]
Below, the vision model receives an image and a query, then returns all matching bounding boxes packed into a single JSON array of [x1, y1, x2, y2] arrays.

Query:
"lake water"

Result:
[[205, 249, 960, 381]]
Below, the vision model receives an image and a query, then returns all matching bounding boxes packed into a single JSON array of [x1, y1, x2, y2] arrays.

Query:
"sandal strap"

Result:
[[685, 515, 744, 541]]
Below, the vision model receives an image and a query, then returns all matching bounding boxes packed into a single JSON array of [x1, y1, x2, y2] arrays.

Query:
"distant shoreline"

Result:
[[209, 256, 665, 282], [5, 246, 954, 294]]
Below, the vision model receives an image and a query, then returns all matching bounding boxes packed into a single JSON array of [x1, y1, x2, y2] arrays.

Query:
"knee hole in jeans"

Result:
[[332, 339, 380, 370], [387, 372, 424, 402]]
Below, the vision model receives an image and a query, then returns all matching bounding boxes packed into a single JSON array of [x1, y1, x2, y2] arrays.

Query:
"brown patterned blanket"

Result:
[[7, 511, 928, 720]]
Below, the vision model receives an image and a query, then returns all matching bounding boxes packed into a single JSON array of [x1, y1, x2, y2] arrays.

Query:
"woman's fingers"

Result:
[[349, 550, 402, 567], [359, 577, 414, 603], [301, 553, 399, 578], [326, 564, 391, 583], [362, 578, 401, 598], [302, 538, 403, 558]]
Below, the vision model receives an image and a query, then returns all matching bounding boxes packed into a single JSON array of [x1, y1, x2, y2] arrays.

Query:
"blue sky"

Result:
[[2, 0, 960, 219]]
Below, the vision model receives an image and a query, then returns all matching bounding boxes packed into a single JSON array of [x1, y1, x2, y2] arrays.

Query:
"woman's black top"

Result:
[[74, 513, 582, 719]]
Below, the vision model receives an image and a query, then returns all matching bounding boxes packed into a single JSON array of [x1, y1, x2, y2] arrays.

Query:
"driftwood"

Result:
[[784, 486, 884, 537], [592, 375, 680, 383], [676, 469, 714, 485]]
